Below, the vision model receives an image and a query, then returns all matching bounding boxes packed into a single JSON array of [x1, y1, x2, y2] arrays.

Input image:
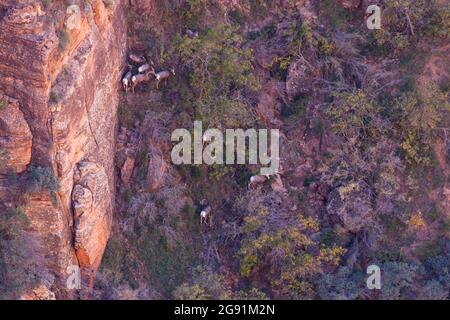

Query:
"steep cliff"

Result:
[[0, 0, 127, 298]]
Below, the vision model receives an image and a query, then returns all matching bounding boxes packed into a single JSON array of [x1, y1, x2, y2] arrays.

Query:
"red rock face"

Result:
[[0, 0, 127, 298], [0, 95, 32, 174]]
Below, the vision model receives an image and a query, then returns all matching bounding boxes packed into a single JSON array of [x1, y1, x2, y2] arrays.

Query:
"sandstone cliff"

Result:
[[0, 0, 127, 298]]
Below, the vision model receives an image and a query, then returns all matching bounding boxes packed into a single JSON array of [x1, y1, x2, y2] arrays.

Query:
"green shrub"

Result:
[[0, 98, 6, 111], [441, 217, 450, 233], [233, 288, 268, 300], [42, 0, 52, 9], [181, 0, 208, 30], [57, 29, 70, 51], [103, 0, 115, 8], [0, 205, 38, 299], [315, 0, 352, 29], [370, 0, 448, 57], [181, 204, 196, 217], [425, 207, 440, 222], [171, 24, 259, 127], [396, 84, 448, 166], [173, 283, 209, 300], [173, 266, 229, 300], [380, 262, 421, 300], [420, 280, 448, 300], [229, 9, 246, 26], [238, 211, 345, 299], [26, 166, 59, 194], [0, 148, 10, 172], [1, 207, 30, 238], [327, 89, 384, 143], [49, 90, 61, 104], [317, 267, 365, 300], [281, 96, 308, 119], [416, 240, 442, 260]]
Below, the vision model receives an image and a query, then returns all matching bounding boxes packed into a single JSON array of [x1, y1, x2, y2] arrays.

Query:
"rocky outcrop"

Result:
[[0, 94, 32, 174], [326, 182, 373, 233], [255, 81, 285, 127], [339, 0, 362, 9], [121, 156, 135, 185], [146, 143, 168, 192], [0, 0, 127, 298], [72, 161, 111, 287], [20, 284, 56, 300]]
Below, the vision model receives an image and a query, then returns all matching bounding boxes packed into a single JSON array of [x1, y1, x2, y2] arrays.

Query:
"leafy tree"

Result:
[[396, 84, 448, 165], [172, 266, 268, 300], [379, 262, 421, 300], [327, 89, 387, 143], [0, 98, 6, 110], [317, 266, 366, 300], [171, 24, 259, 127], [422, 254, 450, 294], [26, 166, 59, 194], [420, 280, 448, 300], [238, 209, 345, 299], [0, 206, 37, 299], [173, 266, 230, 300], [0, 148, 10, 173], [173, 283, 210, 300], [372, 0, 448, 57]]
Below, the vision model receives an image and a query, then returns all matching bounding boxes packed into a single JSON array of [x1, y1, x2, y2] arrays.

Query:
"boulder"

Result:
[[340, 0, 362, 9], [120, 156, 135, 185], [20, 284, 56, 300], [72, 161, 112, 285], [146, 146, 167, 192], [255, 81, 284, 126], [326, 182, 373, 233]]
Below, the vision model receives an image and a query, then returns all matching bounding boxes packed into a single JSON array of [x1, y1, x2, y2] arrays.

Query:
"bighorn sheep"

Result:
[[200, 205, 212, 226], [186, 29, 199, 38], [151, 67, 175, 89], [121, 65, 133, 93], [128, 53, 147, 64], [248, 174, 269, 189], [199, 199, 212, 226], [138, 63, 151, 74], [248, 173, 282, 189], [131, 71, 153, 93]]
